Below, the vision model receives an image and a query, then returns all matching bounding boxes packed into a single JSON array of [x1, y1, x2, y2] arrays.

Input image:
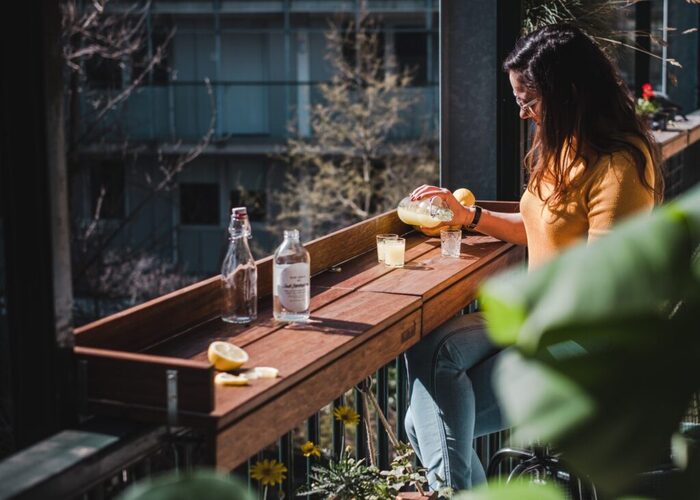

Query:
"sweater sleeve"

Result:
[[586, 152, 655, 242]]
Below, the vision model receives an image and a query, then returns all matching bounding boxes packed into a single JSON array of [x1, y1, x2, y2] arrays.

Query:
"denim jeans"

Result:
[[404, 313, 505, 492]]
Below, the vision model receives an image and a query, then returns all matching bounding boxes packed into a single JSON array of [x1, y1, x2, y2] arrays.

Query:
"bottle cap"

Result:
[[232, 207, 248, 220], [284, 229, 300, 240]]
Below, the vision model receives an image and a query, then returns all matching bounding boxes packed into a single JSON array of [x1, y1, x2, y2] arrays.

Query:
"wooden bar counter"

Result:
[[73, 202, 526, 469]]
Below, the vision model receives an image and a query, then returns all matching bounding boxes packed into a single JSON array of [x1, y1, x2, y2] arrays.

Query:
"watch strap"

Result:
[[465, 205, 482, 230]]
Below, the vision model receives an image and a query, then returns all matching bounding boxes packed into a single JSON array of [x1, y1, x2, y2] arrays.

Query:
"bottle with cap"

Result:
[[221, 207, 257, 324], [272, 229, 310, 322]]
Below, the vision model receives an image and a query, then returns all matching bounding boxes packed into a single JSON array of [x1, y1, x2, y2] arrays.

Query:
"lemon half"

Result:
[[208, 341, 249, 371], [214, 373, 249, 386]]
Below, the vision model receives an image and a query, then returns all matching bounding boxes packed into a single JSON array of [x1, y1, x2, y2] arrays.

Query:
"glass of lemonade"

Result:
[[383, 238, 406, 268], [376, 234, 399, 263]]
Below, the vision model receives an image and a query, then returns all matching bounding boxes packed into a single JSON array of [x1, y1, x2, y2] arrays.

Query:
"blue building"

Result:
[[73, 0, 440, 280]]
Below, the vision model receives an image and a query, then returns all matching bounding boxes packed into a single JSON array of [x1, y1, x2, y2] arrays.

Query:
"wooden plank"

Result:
[[74, 211, 409, 351], [211, 291, 421, 428], [214, 309, 422, 470], [144, 286, 353, 358], [655, 130, 688, 160], [312, 233, 438, 290], [75, 347, 215, 414], [359, 237, 518, 301], [422, 245, 527, 334]]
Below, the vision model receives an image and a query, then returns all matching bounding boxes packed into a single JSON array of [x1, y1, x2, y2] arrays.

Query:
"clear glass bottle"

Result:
[[221, 207, 257, 324], [273, 229, 310, 322], [396, 196, 453, 228]]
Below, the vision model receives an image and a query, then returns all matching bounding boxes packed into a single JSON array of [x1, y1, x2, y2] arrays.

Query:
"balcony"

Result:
[[78, 82, 439, 149]]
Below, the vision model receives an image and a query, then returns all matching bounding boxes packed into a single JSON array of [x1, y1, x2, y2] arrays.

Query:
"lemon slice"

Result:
[[254, 367, 279, 379], [241, 369, 260, 381], [214, 373, 249, 386], [207, 341, 249, 371]]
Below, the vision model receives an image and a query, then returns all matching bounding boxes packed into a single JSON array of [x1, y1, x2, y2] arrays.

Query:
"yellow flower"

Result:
[[333, 405, 360, 427], [300, 441, 321, 458], [250, 459, 287, 486]]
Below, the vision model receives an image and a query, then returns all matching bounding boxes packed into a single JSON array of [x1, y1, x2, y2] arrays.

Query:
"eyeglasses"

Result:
[[514, 96, 539, 116]]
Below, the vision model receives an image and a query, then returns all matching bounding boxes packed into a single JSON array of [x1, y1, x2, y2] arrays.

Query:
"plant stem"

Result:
[[263, 485, 268, 500]]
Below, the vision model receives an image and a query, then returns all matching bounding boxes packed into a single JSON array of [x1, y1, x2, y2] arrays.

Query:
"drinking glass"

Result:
[[383, 238, 406, 268], [376, 234, 399, 263], [440, 228, 462, 258]]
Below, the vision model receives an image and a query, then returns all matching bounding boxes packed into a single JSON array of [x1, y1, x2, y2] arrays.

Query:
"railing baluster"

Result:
[[305, 413, 320, 500], [396, 356, 408, 444], [280, 432, 294, 499], [355, 387, 368, 460], [332, 396, 345, 457], [377, 366, 390, 470]]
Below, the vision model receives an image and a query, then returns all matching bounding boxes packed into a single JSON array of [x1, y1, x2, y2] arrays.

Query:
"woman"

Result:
[[404, 23, 662, 492]]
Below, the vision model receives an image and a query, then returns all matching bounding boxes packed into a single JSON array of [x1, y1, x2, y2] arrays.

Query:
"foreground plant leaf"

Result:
[[479, 185, 700, 495]]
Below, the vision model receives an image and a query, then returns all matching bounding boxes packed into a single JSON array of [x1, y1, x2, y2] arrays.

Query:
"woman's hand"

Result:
[[410, 185, 473, 227]]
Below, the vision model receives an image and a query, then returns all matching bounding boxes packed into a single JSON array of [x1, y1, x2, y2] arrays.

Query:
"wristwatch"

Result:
[[465, 205, 482, 230]]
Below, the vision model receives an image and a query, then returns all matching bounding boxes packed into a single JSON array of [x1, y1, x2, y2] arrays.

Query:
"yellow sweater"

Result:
[[521, 145, 655, 269]]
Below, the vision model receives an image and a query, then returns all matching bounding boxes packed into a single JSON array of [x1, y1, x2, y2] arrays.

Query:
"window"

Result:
[[90, 161, 125, 219], [83, 57, 123, 90], [394, 30, 428, 85], [180, 183, 219, 225], [230, 189, 266, 222]]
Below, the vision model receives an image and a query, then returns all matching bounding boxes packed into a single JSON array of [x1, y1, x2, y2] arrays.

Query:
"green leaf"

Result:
[[480, 185, 700, 495], [452, 481, 566, 500], [117, 468, 253, 500]]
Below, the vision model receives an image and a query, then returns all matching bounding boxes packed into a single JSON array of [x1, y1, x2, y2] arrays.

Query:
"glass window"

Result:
[[90, 161, 125, 220], [180, 183, 220, 225]]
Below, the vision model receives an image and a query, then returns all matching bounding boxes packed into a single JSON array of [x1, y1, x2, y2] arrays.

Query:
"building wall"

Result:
[[77, 0, 440, 280]]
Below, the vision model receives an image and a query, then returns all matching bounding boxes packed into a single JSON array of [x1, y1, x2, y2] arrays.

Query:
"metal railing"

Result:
[[79, 81, 439, 145]]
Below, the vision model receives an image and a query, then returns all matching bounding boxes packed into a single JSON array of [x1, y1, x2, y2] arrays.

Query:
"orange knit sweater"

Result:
[[521, 143, 656, 269]]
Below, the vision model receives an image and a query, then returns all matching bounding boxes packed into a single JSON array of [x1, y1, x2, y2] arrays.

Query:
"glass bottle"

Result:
[[221, 207, 257, 324], [396, 196, 453, 228], [273, 229, 310, 322]]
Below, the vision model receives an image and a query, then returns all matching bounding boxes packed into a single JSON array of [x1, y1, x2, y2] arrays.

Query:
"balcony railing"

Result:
[[79, 82, 439, 146]]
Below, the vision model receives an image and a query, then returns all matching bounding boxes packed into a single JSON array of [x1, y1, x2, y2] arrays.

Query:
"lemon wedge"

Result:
[[207, 341, 249, 371], [214, 373, 249, 386], [254, 367, 280, 379]]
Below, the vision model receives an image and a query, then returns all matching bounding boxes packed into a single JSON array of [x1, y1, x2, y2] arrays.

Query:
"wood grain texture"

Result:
[[359, 236, 517, 301], [211, 291, 421, 428], [144, 286, 353, 359], [75, 347, 215, 414], [312, 233, 438, 290], [422, 245, 526, 334], [214, 309, 421, 469], [74, 211, 409, 352]]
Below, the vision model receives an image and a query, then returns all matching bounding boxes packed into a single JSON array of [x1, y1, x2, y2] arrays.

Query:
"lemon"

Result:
[[254, 367, 280, 379], [207, 341, 249, 371], [214, 373, 249, 386], [453, 188, 476, 207], [414, 187, 475, 237]]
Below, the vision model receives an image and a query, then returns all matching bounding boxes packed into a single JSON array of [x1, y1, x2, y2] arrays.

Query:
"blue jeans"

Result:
[[404, 313, 505, 491]]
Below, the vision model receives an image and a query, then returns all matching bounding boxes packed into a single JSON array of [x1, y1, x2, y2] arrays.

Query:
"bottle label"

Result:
[[273, 263, 310, 313]]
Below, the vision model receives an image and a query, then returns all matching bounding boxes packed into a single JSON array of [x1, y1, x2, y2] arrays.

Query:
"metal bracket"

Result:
[[166, 369, 178, 429]]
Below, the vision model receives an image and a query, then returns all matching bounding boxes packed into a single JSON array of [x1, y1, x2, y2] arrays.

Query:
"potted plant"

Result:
[[635, 83, 663, 129]]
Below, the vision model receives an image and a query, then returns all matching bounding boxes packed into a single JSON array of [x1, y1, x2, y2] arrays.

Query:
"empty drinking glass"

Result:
[[440, 228, 462, 258]]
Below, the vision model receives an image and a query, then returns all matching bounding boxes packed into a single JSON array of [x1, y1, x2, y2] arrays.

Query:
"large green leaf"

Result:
[[117, 468, 254, 500], [452, 481, 566, 500], [478, 185, 700, 495]]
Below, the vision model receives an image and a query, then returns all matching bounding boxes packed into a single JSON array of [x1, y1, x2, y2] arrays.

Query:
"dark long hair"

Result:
[[503, 24, 663, 205]]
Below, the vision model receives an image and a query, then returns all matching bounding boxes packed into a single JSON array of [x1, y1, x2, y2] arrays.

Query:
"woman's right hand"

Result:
[[410, 185, 473, 227]]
